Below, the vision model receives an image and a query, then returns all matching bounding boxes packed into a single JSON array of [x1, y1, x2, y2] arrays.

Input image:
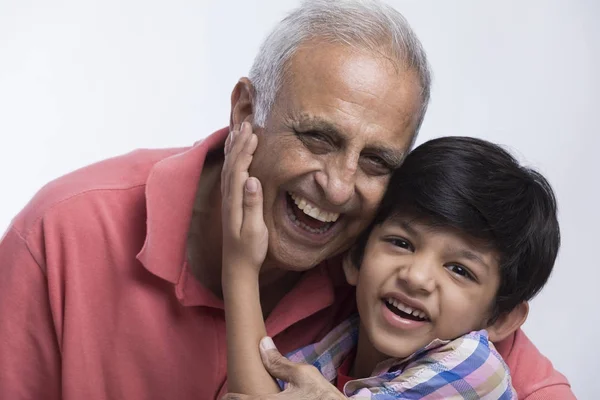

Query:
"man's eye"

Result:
[[294, 130, 333, 153], [385, 237, 414, 252], [446, 264, 475, 281], [360, 154, 393, 175], [301, 131, 325, 141]]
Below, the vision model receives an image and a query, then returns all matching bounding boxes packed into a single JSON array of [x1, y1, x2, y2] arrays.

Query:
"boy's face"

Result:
[[344, 213, 501, 361]]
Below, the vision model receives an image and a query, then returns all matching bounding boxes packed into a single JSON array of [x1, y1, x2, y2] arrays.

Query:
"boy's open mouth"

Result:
[[384, 298, 429, 322]]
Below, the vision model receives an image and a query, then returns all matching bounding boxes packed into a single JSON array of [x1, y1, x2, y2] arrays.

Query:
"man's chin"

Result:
[[263, 248, 326, 272]]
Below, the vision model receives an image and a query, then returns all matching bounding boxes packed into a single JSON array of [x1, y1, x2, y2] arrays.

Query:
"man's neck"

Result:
[[186, 148, 225, 296], [186, 149, 303, 316]]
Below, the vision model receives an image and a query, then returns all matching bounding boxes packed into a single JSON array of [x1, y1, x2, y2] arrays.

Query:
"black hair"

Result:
[[350, 136, 560, 319]]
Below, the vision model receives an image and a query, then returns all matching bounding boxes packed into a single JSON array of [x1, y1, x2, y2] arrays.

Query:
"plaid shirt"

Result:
[[278, 314, 517, 399]]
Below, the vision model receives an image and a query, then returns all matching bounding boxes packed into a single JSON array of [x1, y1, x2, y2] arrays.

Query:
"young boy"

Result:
[[220, 132, 559, 399]]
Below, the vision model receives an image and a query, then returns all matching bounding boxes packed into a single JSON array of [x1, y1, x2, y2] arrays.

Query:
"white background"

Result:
[[0, 1, 597, 397]]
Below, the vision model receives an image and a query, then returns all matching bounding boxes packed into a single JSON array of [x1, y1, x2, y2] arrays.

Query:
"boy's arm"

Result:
[[222, 264, 280, 394], [221, 123, 281, 395]]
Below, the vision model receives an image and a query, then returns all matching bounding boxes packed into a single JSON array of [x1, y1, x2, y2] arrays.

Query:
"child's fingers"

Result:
[[241, 177, 267, 239], [221, 123, 255, 235], [228, 128, 258, 233], [224, 123, 240, 156], [221, 125, 241, 197]]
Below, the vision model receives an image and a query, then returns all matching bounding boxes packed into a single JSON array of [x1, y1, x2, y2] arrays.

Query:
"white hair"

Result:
[[248, 0, 431, 134]]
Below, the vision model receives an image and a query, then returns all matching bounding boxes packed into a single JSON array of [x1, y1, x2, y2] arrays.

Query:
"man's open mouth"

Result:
[[286, 192, 339, 234]]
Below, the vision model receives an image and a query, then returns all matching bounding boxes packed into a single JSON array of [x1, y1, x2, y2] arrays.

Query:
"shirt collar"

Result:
[[136, 127, 229, 285]]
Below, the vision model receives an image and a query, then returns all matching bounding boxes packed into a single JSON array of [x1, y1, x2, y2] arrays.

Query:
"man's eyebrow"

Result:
[[292, 116, 342, 138], [291, 116, 406, 167]]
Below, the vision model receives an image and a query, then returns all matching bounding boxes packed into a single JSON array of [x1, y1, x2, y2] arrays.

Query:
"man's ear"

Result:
[[230, 77, 255, 129], [342, 253, 359, 287], [486, 302, 529, 343]]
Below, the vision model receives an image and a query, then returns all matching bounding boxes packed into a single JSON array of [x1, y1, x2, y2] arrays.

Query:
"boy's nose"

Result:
[[397, 257, 436, 294]]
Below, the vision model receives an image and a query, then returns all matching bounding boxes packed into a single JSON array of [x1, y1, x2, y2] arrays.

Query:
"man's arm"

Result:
[[221, 122, 281, 395], [0, 227, 61, 399]]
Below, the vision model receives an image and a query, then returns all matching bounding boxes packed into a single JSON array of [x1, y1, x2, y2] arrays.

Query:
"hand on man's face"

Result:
[[232, 42, 423, 272], [221, 122, 269, 278]]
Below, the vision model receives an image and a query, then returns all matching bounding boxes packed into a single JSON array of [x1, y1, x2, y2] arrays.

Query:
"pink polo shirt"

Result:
[[0, 128, 574, 399]]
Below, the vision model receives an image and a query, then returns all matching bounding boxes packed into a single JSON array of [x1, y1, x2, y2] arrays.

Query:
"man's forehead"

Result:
[[280, 50, 420, 135], [283, 41, 421, 101]]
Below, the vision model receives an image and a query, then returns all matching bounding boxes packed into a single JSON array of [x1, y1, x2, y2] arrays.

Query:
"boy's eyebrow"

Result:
[[386, 214, 420, 236], [451, 247, 492, 272], [387, 215, 493, 272], [291, 116, 406, 167]]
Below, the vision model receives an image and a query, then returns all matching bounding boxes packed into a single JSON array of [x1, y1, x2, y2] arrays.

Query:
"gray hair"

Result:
[[248, 0, 431, 135]]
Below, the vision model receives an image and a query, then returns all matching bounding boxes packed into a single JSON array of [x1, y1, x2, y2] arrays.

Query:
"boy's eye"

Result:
[[385, 237, 415, 252], [446, 264, 475, 281]]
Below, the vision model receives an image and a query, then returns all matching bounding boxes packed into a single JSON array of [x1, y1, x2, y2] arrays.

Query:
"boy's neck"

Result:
[[350, 323, 389, 379]]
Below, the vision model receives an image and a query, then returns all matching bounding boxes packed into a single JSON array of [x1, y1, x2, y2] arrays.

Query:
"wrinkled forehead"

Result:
[[275, 42, 422, 154], [281, 41, 423, 117]]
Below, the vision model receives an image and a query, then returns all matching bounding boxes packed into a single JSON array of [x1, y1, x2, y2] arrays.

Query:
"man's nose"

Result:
[[397, 256, 436, 294], [314, 154, 358, 206]]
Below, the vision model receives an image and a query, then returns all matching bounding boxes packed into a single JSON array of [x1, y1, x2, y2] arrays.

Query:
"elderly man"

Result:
[[0, 1, 573, 399]]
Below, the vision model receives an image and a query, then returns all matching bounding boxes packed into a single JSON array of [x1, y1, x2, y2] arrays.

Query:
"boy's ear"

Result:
[[486, 302, 529, 343], [230, 77, 255, 129], [342, 253, 359, 287]]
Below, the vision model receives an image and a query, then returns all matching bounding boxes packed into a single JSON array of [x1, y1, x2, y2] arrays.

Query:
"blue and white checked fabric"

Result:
[[278, 314, 516, 399]]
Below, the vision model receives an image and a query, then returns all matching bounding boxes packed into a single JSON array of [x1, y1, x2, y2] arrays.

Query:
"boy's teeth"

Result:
[[386, 298, 427, 321], [290, 193, 340, 223]]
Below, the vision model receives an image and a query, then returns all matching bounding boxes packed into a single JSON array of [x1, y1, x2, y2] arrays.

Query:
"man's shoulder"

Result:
[[11, 147, 187, 238], [496, 329, 574, 398]]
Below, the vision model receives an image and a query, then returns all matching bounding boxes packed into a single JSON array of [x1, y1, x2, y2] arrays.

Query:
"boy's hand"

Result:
[[221, 122, 268, 278]]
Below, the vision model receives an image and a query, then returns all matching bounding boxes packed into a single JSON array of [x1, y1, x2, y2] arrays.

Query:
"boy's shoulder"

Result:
[[346, 330, 517, 399], [280, 319, 518, 399], [285, 314, 359, 384]]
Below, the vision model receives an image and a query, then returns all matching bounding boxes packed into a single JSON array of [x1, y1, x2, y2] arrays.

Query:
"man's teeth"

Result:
[[385, 298, 428, 320], [290, 193, 340, 223]]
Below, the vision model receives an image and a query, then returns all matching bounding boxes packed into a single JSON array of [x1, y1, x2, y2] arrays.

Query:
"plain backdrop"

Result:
[[0, 0, 597, 397]]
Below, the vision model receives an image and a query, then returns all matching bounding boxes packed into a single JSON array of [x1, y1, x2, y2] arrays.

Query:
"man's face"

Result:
[[249, 42, 423, 271], [345, 214, 501, 363]]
